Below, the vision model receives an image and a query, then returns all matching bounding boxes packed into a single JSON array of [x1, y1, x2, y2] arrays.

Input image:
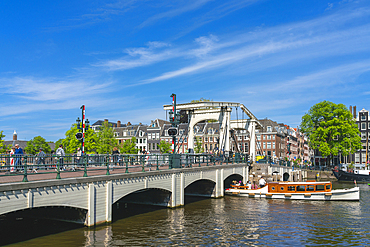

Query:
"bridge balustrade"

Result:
[[0, 153, 249, 183]]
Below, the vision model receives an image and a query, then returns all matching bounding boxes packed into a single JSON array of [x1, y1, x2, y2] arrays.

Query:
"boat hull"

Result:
[[225, 187, 359, 201], [333, 170, 370, 183]]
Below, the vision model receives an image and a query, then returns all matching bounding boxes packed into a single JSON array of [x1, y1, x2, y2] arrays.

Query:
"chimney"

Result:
[[349, 106, 352, 117], [117, 120, 121, 127], [127, 122, 131, 126], [13, 130, 17, 141], [104, 119, 108, 122], [353, 106, 357, 119]]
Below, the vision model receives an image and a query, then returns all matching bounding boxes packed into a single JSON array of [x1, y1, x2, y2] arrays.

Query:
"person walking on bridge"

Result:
[[56, 144, 65, 170], [14, 144, 23, 172]]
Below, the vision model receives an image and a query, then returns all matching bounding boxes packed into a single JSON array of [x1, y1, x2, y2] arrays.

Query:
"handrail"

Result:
[[0, 153, 250, 183]]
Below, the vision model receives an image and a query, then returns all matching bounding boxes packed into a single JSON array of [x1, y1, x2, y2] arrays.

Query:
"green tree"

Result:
[[158, 140, 171, 154], [62, 124, 98, 154], [24, 136, 52, 154], [96, 121, 118, 154], [300, 101, 362, 164], [55, 139, 64, 149], [0, 131, 10, 154], [120, 137, 139, 154], [194, 137, 204, 154]]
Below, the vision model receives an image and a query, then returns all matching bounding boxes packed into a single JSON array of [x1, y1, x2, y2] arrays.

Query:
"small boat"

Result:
[[333, 167, 370, 183], [225, 181, 359, 201]]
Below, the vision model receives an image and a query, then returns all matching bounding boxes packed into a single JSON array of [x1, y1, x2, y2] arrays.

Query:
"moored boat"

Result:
[[333, 167, 370, 183], [225, 181, 359, 201]]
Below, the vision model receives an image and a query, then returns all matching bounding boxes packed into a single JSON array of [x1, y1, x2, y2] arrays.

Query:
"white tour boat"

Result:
[[225, 181, 359, 201]]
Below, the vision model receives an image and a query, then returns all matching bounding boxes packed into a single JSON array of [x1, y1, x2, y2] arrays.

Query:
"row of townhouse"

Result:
[[310, 106, 370, 168], [92, 118, 311, 164], [234, 118, 311, 163], [337, 106, 370, 168]]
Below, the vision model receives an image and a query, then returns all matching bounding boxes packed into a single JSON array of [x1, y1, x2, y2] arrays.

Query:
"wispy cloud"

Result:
[[0, 76, 116, 117], [137, 7, 370, 83], [138, 0, 213, 28]]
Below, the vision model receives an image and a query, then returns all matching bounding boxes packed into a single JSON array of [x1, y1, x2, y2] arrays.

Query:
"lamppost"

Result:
[[168, 94, 180, 153], [168, 94, 180, 168], [76, 105, 90, 154]]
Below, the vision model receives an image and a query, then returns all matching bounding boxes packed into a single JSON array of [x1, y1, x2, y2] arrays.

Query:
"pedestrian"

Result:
[[36, 148, 46, 171], [9, 146, 15, 172], [259, 176, 266, 188], [76, 147, 82, 167], [14, 144, 23, 172], [56, 144, 65, 170], [112, 147, 119, 166]]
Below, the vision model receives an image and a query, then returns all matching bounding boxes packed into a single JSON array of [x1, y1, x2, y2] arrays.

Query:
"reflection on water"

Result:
[[6, 183, 370, 246]]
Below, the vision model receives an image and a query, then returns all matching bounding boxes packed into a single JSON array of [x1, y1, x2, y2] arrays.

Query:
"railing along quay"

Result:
[[0, 153, 249, 183]]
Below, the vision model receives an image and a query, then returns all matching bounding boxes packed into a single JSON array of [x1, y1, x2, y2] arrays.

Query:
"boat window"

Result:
[[287, 186, 295, 191], [297, 185, 305, 191], [316, 185, 325, 191], [271, 186, 276, 191], [326, 184, 331, 190], [306, 185, 314, 191], [280, 186, 285, 191]]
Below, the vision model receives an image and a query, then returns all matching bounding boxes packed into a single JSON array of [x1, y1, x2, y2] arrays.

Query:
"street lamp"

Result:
[[76, 105, 90, 153]]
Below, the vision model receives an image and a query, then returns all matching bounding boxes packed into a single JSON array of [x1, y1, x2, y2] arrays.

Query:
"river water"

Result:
[[6, 182, 370, 246]]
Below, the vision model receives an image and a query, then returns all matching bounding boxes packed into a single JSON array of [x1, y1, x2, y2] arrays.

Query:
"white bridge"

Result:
[[163, 101, 263, 161], [0, 164, 249, 227]]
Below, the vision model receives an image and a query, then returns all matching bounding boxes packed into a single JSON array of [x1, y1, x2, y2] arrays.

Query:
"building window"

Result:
[[362, 133, 367, 140], [244, 143, 249, 152], [362, 123, 366, 130], [362, 153, 366, 163], [355, 153, 360, 163], [238, 136, 242, 141], [272, 142, 275, 149], [165, 130, 169, 136], [272, 135, 275, 140], [267, 126, 272, 132], [263, 142, 266, 149], [114, 132, 119, 137], [156, 133, 159, 139], [263, 135, 265, 140], [257, 135, 261, 140], [368, 122, 370, 129], [361, 114, 366, 120], [267, 135, 271, 140], [267, 142, 271, 149], [273, 151, 275, 157], [244, 135, 248, 140]]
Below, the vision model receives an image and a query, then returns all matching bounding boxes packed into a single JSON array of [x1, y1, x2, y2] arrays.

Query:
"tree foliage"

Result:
[[62, 124, 98, 154], [159, 140, 171, 154], [0, 131, 10, 154], [300, 101, 362, 158], [96, 121, 118, 154], [25, 136, 51, 154], [120, 137, 139, 154], [194, 137, 204, 154]]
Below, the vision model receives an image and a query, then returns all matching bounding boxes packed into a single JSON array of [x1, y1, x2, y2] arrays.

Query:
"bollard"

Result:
[[125, 156, 129, 173], [106, 155, 110, 175], [56, 158, 61, 179], [83, 155, 88, 177], [142, 155, 145, 172], [22, 156, 28, 182], [156, 155, 159, 170]]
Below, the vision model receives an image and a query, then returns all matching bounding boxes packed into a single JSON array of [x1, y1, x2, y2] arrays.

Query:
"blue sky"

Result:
[[1, 0, 370, 142]]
